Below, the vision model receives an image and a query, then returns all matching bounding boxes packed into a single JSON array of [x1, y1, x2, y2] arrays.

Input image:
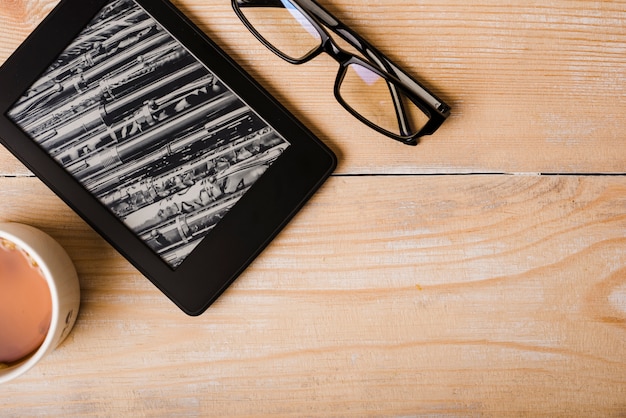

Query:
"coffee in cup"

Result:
[[0, 223, 80, 383], [0, 238, 53, 364]]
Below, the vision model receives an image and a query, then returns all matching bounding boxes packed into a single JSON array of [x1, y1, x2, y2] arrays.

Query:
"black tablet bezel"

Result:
[[0, 0, 336, 315]]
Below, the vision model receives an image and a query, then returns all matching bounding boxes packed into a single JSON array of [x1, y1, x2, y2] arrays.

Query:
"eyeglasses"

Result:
[[232, 0, 450, 145]]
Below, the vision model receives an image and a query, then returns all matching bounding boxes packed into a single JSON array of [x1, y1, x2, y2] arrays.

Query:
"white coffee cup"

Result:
[[0, 222, 80, 384]]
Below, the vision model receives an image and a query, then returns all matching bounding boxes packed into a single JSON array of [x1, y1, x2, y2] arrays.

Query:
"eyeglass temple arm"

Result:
[[295, 0, 450, 119]]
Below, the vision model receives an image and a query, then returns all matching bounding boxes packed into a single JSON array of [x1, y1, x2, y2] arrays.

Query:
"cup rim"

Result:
[[0, 225, 62, 383]]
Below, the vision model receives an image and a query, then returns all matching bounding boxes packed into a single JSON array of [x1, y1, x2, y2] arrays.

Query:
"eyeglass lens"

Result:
[[338, 63, 431, 137], [236, 0, 431, 138], [237, 0, 322, 61]]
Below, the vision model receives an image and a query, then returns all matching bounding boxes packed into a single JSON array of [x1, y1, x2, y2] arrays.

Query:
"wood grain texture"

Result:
[[1, 0, 625, 175], [0, 176, 625, 416], [0, 0, 625, 415]]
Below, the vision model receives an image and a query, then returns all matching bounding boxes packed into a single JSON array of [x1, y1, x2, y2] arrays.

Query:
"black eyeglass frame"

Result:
[[232, 0, 451, 145]]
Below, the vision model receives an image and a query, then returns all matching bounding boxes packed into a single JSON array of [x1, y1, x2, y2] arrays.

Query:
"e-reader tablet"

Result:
[[0, 0, 336, 315]]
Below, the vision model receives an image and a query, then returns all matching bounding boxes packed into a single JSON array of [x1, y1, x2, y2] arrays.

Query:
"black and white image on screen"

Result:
[[8, 0, 290, 268]]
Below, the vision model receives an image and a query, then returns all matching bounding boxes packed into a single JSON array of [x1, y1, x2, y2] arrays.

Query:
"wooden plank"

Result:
[[1, 0, 625, 176], [1, 175, 625, 415]]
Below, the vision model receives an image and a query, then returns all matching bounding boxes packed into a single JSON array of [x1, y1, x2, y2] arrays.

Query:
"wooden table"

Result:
[[1, 0, 625, 415]]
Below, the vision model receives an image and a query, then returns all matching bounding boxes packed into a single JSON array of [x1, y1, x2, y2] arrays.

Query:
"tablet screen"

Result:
[[7, 0, 290, 269]]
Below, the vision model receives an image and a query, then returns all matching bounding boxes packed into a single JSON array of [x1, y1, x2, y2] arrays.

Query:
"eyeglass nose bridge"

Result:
[[318, 34, 353, 66]]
